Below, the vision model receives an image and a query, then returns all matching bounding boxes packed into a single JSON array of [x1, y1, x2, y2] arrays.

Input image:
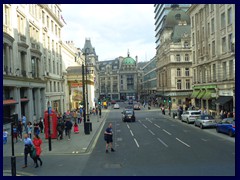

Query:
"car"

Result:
[[133, 104, 141, 110], [128, 100, 133, 105], [125, 105, 133, 110], [181, 110, 201, 124], [113, 103, 120, 109], [111, 100, 116, 104], [216, 118, 235, 137], [194, 115, 216, 129], [122, 109, 135, 122]]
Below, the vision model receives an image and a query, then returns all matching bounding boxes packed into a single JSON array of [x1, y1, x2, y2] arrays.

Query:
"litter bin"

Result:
[[84, 122, 91, 135]]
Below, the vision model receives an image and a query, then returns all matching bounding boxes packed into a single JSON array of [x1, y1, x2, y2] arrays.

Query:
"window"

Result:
[[177, 68, 181, 76], [229, 60, 234, 79], [211, 18, 215, 33], [212, 64, 216, 81], [185, 54, 189, 61], [186, 79, 190, 89], [55, 24, 57, 36], [184, 41, 189, 48], [51, 20, 54, 32], [228, 7, 232, 25], [17, 14, 25, 35], [175, 14, 181, 20], [176, 54, 181, 62], [212, 41, 215, 57], [4, 5, 10, 26], [222, 37, 227, 53], [193, 51, 195, 64], [185, 68, 190, 76], [42, 10, 45, 24], [221, 12, 226, 29], [47, 16, 49, 28], [192, 16, 194, 28], [192, 33, 195, 45], [222, 62, 227, 80], [210, 4, 214, 11], [207, 22, 210, 36], [177, 80, 182, 90], [228, 33, 233, 52]]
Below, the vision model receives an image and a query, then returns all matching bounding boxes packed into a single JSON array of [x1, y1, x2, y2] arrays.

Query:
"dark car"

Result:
[[128, 100, 133, 105], [125, 105, 133, 110], [122, 109, 135, 122], [216, 118, 235, 137]]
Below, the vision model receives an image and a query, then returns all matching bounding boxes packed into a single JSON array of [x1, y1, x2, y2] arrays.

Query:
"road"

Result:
[[3, 102, 235, 176]]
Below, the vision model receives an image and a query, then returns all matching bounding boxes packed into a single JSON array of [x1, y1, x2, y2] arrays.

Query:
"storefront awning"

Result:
[[215, 96, 233, 105], [202, 90, 215, 100], [191, 90, 200, 98], [3, 99, 18, 106], [21, 98, 29, 102], [196, 90, 206, 99]]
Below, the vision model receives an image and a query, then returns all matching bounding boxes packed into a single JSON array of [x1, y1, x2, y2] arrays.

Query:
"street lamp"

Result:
[[10, 114, 18, 176]]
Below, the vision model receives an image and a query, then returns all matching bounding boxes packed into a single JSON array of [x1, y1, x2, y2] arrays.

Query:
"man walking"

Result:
[[22, 133, 34, 168], [65, 119, 73, 140], [104, 123, 115, 153]]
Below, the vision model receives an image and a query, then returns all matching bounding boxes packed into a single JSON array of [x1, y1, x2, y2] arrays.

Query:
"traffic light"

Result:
[[168, 96, 171, 103], [98, 99, 101, 105], [163, 97, 166, 103]]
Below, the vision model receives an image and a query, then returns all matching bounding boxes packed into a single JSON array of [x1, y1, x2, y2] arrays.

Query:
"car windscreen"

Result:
[[201, 115, 214, 120], [191, 112, 201, 115], [125, 110, 133, 114]]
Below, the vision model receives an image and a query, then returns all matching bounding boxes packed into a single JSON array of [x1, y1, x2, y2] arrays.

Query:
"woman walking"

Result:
[[33, 134, 43, 168]]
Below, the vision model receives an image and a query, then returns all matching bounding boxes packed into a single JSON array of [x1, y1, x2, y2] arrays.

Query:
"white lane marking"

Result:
[[154, 124, 161, 128], [134, 138, 140, 148], [176, 138, 191, 148], [139, 120, 142, 123], [148, 129, 155, 136], [130, 130, 134, 137], [148, 119, 153, 123], [142, 124, 148, 129], [163, 129, 172, 135], [157, 138, 168, 147], [201, 138, 208, 142], [127, 124, 130, 129]]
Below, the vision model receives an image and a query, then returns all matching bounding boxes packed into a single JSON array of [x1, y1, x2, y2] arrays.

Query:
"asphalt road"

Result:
[[3, 103, 235, 176]]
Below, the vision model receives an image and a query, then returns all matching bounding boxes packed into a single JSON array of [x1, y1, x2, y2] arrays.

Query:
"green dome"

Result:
[[123, 57, 135, 65]]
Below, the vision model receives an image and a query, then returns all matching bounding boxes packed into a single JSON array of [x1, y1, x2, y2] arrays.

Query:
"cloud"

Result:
[[61, 4, 156, 61]]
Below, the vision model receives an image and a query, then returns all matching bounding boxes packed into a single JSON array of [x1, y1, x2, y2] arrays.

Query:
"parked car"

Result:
[[128, 100, 133, 105], [125, 105, 133, 110], [122, 109, 135, 122], [216, 118, 235, 137], [111, 100, 116, 104], [113, 103, 120, 109], [181, 110, 201, 124], [133, 104, 141, 110], [194, 115, 216, 129]]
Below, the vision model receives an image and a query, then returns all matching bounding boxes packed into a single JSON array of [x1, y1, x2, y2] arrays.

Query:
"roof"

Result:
[[123, 57, 136, 65], [172, 25, 191, 42], [82, 39, 96, 55]]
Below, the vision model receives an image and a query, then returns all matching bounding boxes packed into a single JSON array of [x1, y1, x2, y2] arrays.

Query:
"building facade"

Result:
[[155, 5, 193, 110], [98, 52, 139, 101], [188, 4, 235, 116], [154, 4, 191, 49], [3, 4, 64, 125]]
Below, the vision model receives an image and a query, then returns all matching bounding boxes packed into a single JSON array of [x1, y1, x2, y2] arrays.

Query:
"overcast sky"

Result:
[[61, 4, 156, 62]]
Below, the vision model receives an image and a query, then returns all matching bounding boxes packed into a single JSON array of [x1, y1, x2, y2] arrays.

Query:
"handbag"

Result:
[[30, 146, 37, 159]]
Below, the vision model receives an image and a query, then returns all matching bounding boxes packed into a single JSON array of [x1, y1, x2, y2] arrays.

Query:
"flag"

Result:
[[61, 15, 67, 25]]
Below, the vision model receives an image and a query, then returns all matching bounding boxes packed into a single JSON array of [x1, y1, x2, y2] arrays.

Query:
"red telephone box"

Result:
[[44, 109, 58, 139]]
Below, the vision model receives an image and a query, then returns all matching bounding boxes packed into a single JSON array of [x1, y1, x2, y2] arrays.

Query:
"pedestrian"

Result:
[[33, 134, 43, 168], [65, 119, 73, 140], [73, 122, 79, 134], [13, 123, 18, 143], [22, 133, 34, 168], [77, 110, 81, 124], [39, 117, 44, 133], [3, 128, 8, 144], [26, 122, 33, 139], [99, 108, 102, 118], [17, 120, 23, 141], [203, 108, 208, 115], [33, 120, 40, 136], [57, 119, 64, 140], [104, 123, 115, 153], [22, 115, 27, 132], [162, 106, 165, 115], [73, 111, 77, 123]]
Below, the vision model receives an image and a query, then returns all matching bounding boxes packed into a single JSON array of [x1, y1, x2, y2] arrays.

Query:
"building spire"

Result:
[[127, 49, 130, 57]]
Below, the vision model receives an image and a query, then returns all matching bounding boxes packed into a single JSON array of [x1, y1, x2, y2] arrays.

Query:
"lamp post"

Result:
[[47, 102, 52, 151], [10, 114, 18, 176]]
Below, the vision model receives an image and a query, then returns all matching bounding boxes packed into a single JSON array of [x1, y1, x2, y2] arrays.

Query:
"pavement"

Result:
[[3, 109, 110, 157]]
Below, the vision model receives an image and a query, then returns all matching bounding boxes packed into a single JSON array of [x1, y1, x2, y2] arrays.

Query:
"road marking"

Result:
[[117, 129, 121, 132], [148, 119, 153, 123], [134, 138, 140, 148], [154, 124, 161, 128], [139, 120, 142, 123], [130, 130, 134, 137], [176, 138, 191, 148], [148, 129, 155, 136], [127, 124, 130, 129], [142, 124, 148, 128], [201, 138, 208, 142], [157, 138, 168, 147], [163, 129, 172, 135]]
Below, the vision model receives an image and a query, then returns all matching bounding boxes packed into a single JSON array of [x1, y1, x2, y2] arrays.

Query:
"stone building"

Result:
[[155, 4, 193, 110], [188, 4, 235, 116], [98, 52, 139, 101], [3, 4, 64, 125]]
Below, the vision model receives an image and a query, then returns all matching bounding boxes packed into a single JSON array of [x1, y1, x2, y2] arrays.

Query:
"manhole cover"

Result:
[[104, 163, 122, 169]]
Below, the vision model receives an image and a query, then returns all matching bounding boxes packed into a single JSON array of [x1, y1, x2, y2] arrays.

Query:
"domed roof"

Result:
[[122, 52, 136, 65], [163, 4, 190, 28]]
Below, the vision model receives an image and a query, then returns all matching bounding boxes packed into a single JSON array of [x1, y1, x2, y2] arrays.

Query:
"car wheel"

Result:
[[187, 118, 189, 124], [200, 124, 204, 129], [216, 127, 220, 133], [229, 130, 233, 137], [194, 122, 197, 126]]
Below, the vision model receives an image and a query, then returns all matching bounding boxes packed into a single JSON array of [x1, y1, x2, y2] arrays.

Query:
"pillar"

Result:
[[27, 88, 34, 123]]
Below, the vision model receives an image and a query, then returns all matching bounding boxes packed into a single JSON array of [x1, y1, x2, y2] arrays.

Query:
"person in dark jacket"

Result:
[[104, 123, 115, 153], [65, 119, 73, 140], [57, 120, 64, 140]]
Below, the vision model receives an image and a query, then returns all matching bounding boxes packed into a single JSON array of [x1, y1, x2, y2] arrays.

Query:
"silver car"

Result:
[[194, 115, 217, 129], [181, 110, 201, 124]]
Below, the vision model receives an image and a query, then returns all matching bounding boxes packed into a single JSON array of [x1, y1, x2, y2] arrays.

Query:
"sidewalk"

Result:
[[3, 109, 109, 157]]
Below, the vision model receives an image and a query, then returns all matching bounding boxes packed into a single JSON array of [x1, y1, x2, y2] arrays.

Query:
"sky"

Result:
[[61, 4, 156, 62]]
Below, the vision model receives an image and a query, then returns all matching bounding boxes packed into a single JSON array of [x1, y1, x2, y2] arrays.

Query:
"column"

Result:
[[6, 45, 10, 72], [27, 88, 34, 123], [13, 87, 21, 116], [36, 88, 41, 120]]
